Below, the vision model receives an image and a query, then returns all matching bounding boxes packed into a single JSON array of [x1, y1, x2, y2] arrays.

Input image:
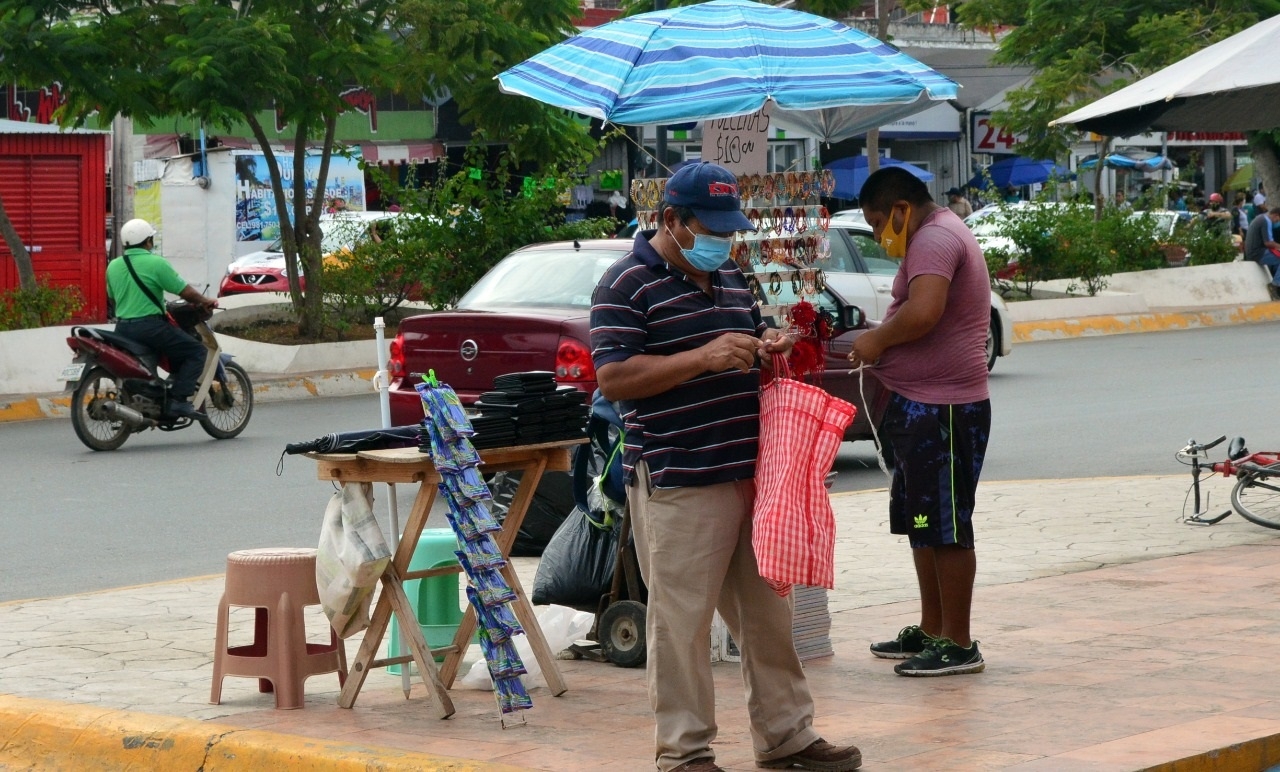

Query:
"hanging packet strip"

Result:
[[477, 627, 527, 679], [457, 532, 506, 570], [495, 675, 533, 714], [440, 487, 503, 541], [415, 383, 474, 440], [422, 420, 482, 473], [441, 467, 492, 505], [466, 585, 523, 641], [456, 553, 518, 608]]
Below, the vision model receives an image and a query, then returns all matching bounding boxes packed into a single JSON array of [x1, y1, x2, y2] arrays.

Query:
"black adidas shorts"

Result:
[[884, 394, 991, 548]]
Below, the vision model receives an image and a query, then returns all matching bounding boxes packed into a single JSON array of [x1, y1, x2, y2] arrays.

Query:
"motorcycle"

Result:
[[60, 301, 253, 451]]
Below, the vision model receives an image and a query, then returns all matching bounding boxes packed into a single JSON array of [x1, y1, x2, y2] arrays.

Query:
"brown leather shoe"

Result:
[[671, 758, 723, 772], [756, 739, 862, 770]]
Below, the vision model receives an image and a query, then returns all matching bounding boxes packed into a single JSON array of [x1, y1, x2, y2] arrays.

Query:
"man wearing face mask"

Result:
[[849, 167, 991, 678], [590, 161, 862, 772]]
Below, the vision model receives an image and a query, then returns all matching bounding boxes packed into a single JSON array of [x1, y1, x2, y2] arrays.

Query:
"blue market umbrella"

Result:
[[825, 156, 934, 199], [496, 0, 957, 143], [1078, 149, 1173, 172], [967, 157, 1072, 189]]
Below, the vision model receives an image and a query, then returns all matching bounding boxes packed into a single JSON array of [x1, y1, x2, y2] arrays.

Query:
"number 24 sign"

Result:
[[971, 112, 1025, 155]]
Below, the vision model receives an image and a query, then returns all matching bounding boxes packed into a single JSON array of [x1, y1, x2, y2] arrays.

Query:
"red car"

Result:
[[387, 239, 887, 442]]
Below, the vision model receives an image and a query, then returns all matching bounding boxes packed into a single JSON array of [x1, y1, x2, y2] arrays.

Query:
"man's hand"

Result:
[[759, 329, 793, 356], [702, 332, 760, 373], [849, 332, 885, 368]]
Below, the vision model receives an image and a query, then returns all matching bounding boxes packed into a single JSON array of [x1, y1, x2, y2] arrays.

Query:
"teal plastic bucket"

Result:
[[388, 528, 465, 673]]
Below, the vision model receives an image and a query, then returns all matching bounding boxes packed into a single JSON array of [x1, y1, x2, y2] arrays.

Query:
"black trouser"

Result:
[[114, 316, 207, 399]]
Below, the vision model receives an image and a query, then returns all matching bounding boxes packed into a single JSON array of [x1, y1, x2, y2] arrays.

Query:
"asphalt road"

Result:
[[4, 321, 1279, 602]]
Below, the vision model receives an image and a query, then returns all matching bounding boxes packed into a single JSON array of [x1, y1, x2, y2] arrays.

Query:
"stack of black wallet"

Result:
[[470, 371, 589, 449]]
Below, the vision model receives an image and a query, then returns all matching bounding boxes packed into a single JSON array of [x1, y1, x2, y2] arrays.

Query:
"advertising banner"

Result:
[[234, 150, 365, 243]]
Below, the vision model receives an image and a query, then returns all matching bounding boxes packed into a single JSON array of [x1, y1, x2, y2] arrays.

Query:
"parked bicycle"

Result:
[[1176, 436, 1280, 530]]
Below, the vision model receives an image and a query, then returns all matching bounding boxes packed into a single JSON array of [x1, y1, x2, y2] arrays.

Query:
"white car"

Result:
[[823, 219, 1013, 371]]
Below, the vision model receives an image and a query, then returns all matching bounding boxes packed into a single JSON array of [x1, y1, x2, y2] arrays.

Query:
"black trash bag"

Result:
[[489, 470, 575, 557], [531, 505, 622, 608]]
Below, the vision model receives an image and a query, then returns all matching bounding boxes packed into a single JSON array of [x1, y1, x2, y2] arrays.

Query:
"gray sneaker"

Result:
[[869, 625, 933, 659], [894, 638, 985, 677]]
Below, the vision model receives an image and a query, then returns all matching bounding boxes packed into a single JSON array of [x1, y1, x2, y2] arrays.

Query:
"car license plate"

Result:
[[60, 363, 86, 381]]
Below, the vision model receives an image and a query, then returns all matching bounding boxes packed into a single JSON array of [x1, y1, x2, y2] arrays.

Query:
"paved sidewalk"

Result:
[[4, 474, 1280, 770]]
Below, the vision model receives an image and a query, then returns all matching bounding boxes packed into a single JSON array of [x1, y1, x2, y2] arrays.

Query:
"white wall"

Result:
[[153, 152, 239, 293]]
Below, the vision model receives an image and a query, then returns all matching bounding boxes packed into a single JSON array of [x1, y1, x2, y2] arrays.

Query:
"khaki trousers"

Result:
[[629, 461, 819, 771]]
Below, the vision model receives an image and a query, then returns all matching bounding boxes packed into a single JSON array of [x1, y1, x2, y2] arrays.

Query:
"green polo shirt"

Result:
[[106, 248, 188, 319]]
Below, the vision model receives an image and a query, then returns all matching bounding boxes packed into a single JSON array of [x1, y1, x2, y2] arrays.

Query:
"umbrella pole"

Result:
[[374, 317, 411, 699]]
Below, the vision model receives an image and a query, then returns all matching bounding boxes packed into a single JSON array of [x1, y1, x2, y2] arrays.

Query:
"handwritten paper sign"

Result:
[[702, 103, 771, 175]]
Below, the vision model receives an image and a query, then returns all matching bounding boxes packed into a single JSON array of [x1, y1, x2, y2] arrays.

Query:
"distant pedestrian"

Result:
[[1112, 191, 1131, 211], [849, 167, 991, 678], [1244, 208, 1280, 288], [944, 187, 972, 218]]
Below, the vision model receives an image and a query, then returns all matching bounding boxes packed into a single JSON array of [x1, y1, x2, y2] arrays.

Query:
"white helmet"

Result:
[[120, 218, 157, 247]]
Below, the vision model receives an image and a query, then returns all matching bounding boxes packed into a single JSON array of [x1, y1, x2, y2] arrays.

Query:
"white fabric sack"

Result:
[[457, 604, 594, 690], [316, 482, 391, 638]]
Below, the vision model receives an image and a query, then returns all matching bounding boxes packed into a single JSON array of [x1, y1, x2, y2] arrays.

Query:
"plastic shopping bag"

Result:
[[315, 482, 392, 638]]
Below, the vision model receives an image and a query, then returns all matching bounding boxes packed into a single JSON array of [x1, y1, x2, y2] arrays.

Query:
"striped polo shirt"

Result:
[[590, 230, 766, 489]]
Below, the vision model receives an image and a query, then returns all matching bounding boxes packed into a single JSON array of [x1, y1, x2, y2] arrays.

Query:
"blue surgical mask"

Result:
[[674, 221, 733, 272]]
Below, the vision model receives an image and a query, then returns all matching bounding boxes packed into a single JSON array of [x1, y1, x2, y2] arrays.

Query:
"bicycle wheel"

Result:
[[1230, 470, 1280, 530]]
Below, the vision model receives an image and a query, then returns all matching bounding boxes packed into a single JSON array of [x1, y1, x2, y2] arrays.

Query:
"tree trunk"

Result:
[[0, 193, 36, 291], [1249, 131, 1280, 210], [1094, 137, 1112, 222]]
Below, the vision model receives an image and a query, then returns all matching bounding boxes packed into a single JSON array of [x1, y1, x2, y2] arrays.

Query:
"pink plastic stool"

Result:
[[210, 547, 347, 709]]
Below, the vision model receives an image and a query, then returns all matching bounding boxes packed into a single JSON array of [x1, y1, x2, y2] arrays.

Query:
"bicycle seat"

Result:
[[1228, 436, 1249, 460]]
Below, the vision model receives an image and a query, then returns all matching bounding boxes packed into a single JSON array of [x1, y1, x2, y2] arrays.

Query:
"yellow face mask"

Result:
[[879, 204, 911, 259]]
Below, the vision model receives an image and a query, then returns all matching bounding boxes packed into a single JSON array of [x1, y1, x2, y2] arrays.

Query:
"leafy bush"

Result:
[[979, 200, 1193, 296], [0, 279, 83, 331], [1167, 220, 1238, 266]]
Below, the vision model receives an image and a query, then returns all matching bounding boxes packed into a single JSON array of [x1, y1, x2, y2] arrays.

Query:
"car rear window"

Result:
[[460, 248, 624, 309]]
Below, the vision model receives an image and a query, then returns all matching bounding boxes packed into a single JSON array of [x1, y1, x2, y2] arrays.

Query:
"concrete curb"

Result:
[[1146, 732, 1280, 772], [0, 693, 520, 771], [0, 369, 377, 425], [1012, 300, 1280, 342]]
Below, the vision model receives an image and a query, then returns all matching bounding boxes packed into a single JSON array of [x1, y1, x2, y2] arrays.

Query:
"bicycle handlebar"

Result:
[[1182, 435, 1227, 455]]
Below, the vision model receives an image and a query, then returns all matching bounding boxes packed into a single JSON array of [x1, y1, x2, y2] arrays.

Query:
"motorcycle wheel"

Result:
[[199, 361, 253, 439], [70, 366, 131, 451]]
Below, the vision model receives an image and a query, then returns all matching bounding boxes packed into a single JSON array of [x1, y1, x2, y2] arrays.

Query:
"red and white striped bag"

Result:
[[753, 354, 857, 596]]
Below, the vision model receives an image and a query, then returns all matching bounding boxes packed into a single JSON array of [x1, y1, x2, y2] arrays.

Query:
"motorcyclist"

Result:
[[106, 219, 218, 419]]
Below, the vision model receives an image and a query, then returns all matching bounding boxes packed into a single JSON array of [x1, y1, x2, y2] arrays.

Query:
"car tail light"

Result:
[[388, 333, 405, 378], [555, 337, 595, 382]]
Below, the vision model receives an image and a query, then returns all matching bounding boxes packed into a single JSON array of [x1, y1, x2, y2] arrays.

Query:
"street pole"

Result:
[[110, 115, 134, 259]]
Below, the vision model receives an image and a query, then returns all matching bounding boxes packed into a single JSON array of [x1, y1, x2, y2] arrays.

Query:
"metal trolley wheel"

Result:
[[599, 600, 647, 668]]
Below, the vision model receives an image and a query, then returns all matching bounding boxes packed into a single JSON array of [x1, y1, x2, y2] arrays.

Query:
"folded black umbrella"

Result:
[[284, 425, 423, 455]]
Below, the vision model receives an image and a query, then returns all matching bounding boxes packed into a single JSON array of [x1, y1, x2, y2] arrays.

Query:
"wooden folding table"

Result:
[[309, 439, 583, 717]]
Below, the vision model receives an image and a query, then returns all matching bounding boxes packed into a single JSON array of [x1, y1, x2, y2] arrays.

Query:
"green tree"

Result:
[[956, 0, 1280, 205], [391, 0, 598, 169], [0, 0, 397, 336], [0, 0, 598, 336]]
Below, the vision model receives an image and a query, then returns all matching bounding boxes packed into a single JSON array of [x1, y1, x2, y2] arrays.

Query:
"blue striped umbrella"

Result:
[[496, 0, 957, 142], [825, 155, 934, 199]]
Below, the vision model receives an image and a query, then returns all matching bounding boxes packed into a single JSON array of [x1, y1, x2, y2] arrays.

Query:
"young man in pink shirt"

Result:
[[850, 167, 992, 677]]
